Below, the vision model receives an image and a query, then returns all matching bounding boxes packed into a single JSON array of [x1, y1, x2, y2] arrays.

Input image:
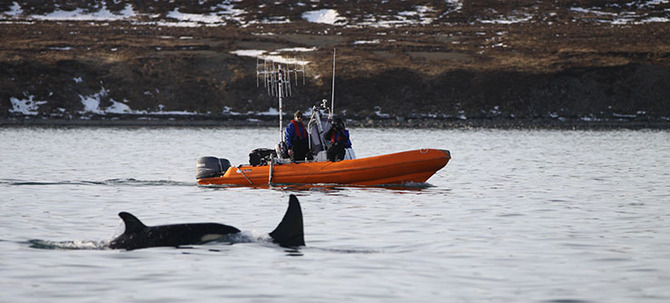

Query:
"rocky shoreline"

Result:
[[3, 114, 668, 130], [2, 1, 670, 126]]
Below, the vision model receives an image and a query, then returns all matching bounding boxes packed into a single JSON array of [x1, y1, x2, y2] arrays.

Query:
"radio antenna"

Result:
[[330, 49, 336, 120], [257, 57, 305, 143]]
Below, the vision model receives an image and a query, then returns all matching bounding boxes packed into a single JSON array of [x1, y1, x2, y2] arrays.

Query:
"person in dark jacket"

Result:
[[324, 117, 352, 162], [284, 110, 309, 162]]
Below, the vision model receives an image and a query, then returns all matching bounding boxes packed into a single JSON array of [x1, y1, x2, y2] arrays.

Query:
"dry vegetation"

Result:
[[1, 0, 669, 128]]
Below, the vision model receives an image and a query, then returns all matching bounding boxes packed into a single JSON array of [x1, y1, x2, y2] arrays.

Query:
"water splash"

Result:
[[28, 232, 277, 251], [102, 178, 194, 187], [27, 239, 109, 250]]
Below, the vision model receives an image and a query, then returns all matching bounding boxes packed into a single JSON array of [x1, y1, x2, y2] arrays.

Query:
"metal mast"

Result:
[[330, 49, 336, 120]]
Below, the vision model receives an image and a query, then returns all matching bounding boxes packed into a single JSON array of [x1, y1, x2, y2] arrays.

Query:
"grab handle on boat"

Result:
[[236, 166, 253, 185]]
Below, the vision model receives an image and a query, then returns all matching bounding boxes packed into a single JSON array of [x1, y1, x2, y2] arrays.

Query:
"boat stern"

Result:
[[196, 157, 231, 180]]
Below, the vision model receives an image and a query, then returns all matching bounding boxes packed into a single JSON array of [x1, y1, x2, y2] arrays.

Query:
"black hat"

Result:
[[334, 117, 345, 128]]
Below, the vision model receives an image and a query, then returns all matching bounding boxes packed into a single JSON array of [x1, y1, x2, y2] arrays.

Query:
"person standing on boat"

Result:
[[324, 117, 352, 162], [285, 110, 309, 162]]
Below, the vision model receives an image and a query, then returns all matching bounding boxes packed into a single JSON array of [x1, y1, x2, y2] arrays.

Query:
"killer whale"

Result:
[[109, 194, 304, 250]]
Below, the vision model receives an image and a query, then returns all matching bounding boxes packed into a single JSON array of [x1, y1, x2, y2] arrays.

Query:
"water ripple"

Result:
[[1, 178, 195, 187]]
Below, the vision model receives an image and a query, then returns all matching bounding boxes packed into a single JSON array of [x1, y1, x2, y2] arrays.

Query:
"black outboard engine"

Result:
[[196, 157, 231, 179]]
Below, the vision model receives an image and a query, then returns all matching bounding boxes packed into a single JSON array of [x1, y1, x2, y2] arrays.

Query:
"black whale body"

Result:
[[109, 195, 305, 250]]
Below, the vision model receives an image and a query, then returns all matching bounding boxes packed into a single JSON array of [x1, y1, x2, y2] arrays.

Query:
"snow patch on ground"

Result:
[[1, 0, 667, 26], [79, 87, 145, 115], [167, 9, 226, 24], [302, 9, 346, 25], [230, 48, 314, 65], [10, 95, 48, 115], [30, 4, 136, 21]]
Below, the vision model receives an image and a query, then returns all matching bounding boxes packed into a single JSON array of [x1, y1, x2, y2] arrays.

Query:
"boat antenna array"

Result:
[[256, 58, 306, 142], [257, 58, 305, 97]]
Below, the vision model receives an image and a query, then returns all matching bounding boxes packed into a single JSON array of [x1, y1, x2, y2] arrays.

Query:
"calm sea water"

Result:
[[1, 127, 669, 302]]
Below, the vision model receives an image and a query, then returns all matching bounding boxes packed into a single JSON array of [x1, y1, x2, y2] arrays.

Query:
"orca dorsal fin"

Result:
[[269, 195, 305, 247], [118, 212, 147, 234]]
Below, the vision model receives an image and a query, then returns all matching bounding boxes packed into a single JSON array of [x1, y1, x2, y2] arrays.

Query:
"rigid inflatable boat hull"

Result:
[[197, 149, 450, 186]]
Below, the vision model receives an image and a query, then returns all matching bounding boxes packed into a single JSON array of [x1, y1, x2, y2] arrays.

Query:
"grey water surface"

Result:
[[1, 127, 668, 302]]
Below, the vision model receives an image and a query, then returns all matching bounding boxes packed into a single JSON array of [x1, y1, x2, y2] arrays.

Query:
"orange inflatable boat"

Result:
[[196, 55, 451, 187], [196, 149, 450, 186]]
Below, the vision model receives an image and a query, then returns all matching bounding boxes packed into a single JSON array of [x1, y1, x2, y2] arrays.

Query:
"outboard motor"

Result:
[[196, 157, 231, 179]]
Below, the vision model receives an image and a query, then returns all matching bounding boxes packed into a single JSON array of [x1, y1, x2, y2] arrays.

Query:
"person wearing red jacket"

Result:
[[284, 110, 309, 162], [324, 117, 352, 162]]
